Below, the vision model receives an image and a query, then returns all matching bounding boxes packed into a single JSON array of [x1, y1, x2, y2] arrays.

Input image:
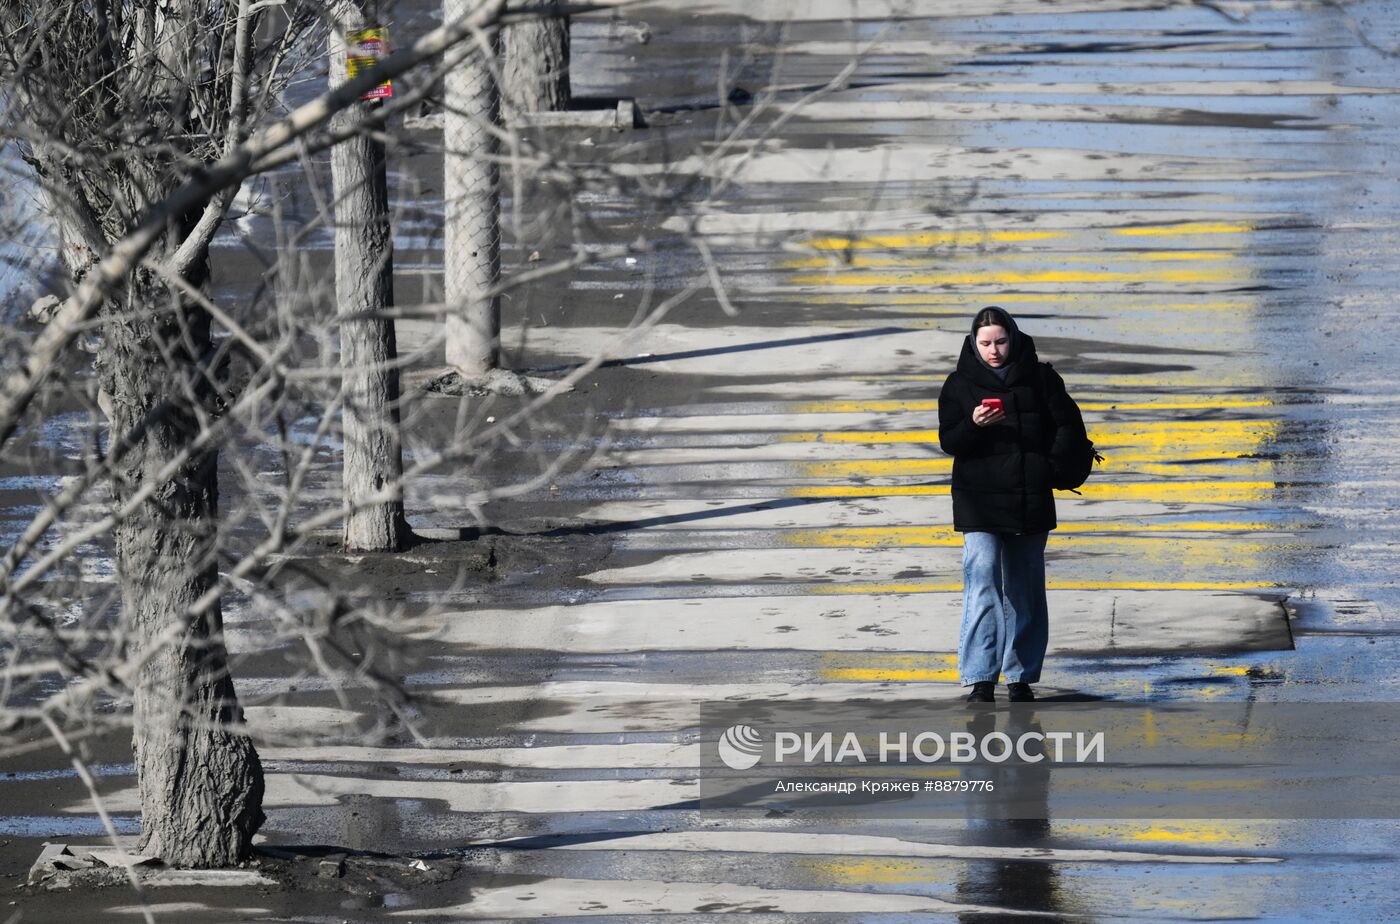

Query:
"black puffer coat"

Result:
[[938, 333, 1084, 534]]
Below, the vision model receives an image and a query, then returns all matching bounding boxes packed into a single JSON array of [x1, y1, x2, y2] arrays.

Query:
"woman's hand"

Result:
[[972, 404, 1006, 427]]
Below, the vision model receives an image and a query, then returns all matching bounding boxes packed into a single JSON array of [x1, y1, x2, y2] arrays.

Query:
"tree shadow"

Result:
[[530, 325, 918, 373], [411, 494, 849, 544]]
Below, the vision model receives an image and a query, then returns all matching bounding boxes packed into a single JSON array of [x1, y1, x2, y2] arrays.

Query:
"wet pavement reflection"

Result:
[[7, 0, 1400, 920]]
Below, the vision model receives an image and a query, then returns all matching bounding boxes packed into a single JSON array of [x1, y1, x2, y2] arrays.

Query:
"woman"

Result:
[[938, 306, 1086, 703]]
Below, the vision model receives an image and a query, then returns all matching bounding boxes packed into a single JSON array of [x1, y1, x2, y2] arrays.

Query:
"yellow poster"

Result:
[[347, 26, 392, 100]]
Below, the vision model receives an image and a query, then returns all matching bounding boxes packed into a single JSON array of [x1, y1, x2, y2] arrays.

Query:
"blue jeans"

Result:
[[958, 531, 1049, 685]]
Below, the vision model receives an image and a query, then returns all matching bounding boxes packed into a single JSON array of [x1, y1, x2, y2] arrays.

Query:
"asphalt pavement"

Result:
[[6, 0, 1400, 920]]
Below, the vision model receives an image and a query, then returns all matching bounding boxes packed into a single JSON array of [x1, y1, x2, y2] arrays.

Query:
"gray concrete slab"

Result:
[[415, 590, 1290, 656]]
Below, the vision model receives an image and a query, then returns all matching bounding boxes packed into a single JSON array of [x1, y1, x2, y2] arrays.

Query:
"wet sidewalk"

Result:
[[11, 0, 1400, 919], [283, 1, 1400, 918]]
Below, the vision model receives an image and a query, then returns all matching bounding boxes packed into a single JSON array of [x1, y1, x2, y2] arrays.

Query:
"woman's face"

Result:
[[976, 324, 1011, 367]]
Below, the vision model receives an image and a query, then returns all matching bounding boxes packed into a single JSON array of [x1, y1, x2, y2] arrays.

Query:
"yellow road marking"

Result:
[[789, 268, 1243, 286], [788, 482, 1276, 502], [801, 858, 956, 885], [805, 230, 1065, 251], [805, 293, 1254, 310], [1055, 822, 1258, 846], [892, 301, 1257, 312], [780, 420, 1280, 456], [792, 457, 1272, 479], [1112, 222, 1253, 236], [788, 398, 1274, 413], [821, 667, 962, 682], [804, 225, 1253, 250], [1082, 461, 1272, 479], [1127, 824, 1240, 843], [818, 652, 959, 683], [809, 579, 1282, 594], [787, 523, 1281, 547], [1080, 400, 1275, 410], [1092, 420, 1280, 455], [786, 251, 1238, 270]]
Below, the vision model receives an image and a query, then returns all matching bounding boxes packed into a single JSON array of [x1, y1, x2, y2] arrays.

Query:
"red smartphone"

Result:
[[981, 398, 1003, 413]]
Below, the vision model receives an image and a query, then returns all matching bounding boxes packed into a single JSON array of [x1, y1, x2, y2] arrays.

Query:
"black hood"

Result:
[[957, 331, 1040, 389], [970, 308, 1021, 372], [970, 308, 1021, 346]]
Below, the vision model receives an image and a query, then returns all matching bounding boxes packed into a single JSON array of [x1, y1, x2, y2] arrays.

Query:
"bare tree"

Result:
[[0, 0, 292, 866], [0, 0, 817, 889], [0, 0, 525, 867], [330, 2, 410, 552], [443, 0, 503, 379], [503, 0, 571, 114]]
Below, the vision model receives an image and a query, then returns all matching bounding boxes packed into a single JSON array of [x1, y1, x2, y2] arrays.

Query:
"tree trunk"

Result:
[[502, 0, 570, 114], [330, 7, 409, 552], [100, 272, 264, 868], [443, 0, 501, 375]]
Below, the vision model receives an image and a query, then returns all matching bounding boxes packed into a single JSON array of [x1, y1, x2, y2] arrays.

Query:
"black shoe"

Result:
[[1006, 682, 1035, 702], [966, 681, 995, 704]]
